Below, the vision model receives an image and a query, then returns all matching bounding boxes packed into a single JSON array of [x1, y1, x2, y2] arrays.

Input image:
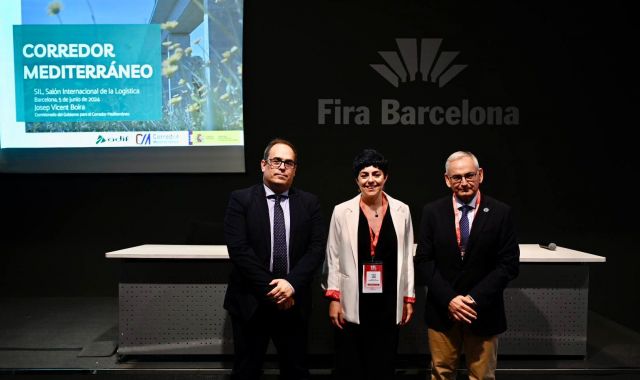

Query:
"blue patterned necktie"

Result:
[[272, 194, 288, 277], [459, 204, 472, 255]]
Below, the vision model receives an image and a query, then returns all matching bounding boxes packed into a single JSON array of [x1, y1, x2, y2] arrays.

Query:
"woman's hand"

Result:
[[329, 300, 346, 329], [400, 302, 414, 325]]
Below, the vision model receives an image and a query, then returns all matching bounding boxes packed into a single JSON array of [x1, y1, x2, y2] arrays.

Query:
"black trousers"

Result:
[[231, 303, 310, 380], [333, 321, 399, 380]]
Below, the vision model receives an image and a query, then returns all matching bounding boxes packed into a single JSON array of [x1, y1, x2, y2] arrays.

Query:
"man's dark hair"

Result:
[[352, 149, 388, 178], [263, 138, 298, 161]]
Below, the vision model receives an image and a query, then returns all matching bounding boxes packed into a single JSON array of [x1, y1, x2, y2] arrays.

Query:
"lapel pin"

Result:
[[483, 207, 489, 212]]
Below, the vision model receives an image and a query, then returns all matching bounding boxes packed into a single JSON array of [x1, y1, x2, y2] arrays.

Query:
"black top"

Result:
[[357, 207, 398, 326]]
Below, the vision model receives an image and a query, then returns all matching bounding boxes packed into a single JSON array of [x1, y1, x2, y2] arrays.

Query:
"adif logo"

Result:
[[371, 38, 467, 88], [96, 135, 129, 144]]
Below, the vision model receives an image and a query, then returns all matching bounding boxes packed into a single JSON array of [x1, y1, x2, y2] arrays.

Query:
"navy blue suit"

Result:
[[224, 183, 326, 380], [414, 194, 519, 336]]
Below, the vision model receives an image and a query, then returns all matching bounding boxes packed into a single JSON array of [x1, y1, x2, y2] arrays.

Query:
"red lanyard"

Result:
[[360, 196, 388, 259], [368, 227, 379, 259]]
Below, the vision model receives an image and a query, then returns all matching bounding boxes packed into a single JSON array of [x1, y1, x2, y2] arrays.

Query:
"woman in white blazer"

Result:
[[323, 149, 415, 380]]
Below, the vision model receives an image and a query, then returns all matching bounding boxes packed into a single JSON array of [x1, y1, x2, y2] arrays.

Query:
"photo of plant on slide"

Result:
[[1, 0, 243, 149]]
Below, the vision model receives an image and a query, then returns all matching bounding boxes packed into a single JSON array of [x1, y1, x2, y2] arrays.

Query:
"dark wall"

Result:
[[1, 1, 637, 332]]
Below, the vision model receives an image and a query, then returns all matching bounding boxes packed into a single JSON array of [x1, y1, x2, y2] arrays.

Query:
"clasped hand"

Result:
[[267, 278, 295, 310], [448, 295, 477, 324]]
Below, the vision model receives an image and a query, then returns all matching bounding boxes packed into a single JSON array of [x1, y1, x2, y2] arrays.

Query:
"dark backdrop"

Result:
[[1, 1, 637, 333]]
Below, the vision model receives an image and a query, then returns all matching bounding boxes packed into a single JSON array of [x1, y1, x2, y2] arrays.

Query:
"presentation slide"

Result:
[[0, 0, 244, 172]]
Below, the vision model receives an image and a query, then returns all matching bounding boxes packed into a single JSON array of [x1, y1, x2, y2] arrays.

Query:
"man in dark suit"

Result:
[[224, 138, 326, 380], [414, 151, 519, 380]]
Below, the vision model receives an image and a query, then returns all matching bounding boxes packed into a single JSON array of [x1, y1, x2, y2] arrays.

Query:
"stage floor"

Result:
[[1, 297, 639, 379]]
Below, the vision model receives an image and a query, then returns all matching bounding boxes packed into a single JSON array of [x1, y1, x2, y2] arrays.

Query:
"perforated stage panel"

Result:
[[115, 261, 590, 356], [501, 264, 589, 355], [116, 259, 233, 355], [119, 283, 232, 355]]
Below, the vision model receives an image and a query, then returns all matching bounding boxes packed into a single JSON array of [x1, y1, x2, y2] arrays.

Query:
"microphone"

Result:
[[539, 242, 557, 251]]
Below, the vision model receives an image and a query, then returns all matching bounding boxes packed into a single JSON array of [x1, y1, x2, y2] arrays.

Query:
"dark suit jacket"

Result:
[[223, 183, 326, 321], [414, 194, 519, 336]]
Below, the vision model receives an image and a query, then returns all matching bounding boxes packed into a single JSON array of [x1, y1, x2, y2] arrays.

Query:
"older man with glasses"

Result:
[[414, 151, 520, 380], [224, 138, 326, 380]]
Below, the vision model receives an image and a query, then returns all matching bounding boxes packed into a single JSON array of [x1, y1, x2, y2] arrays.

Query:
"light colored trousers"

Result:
[[428, 325, 498, 380]]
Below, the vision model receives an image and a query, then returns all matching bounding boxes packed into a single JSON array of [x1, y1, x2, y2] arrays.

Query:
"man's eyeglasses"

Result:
[[266, 157, 297, 170], [448, 172, 478, 183]]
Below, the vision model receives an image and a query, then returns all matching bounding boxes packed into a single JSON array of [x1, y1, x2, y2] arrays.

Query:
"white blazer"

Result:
[[323, 192, 415, 324]]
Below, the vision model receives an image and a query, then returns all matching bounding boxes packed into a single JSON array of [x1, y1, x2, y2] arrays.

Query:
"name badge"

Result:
[[362, 262, 383, 293]]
